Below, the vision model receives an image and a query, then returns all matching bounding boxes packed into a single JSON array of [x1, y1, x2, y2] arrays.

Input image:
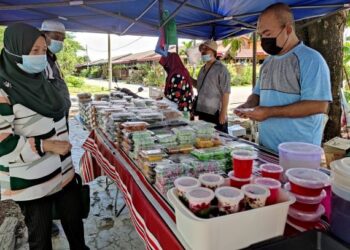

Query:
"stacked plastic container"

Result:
[[228, 150, 258, 188], [285, 168, 329, 230], [330, 158, 350, 244]]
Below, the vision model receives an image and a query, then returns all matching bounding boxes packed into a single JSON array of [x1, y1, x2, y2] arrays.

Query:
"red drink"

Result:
[[261, 163, 283, 180], [232, 150, 257, 178]]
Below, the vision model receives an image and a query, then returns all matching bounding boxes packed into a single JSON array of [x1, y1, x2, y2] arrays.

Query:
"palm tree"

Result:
[[222, 37, 243, 59], [180, 40, 194, 56]]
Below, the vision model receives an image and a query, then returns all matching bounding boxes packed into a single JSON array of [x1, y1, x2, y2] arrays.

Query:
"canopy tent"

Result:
[[0, 0, 348, 40]]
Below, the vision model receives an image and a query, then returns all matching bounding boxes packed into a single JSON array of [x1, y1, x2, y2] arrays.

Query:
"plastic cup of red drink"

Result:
[[253, 177, 281, 205], [228, 171, 252, 189], [285, 168, 330, 196], [185, 187, 215, 218], [215, 187, 244, 214], [231, 150, 258, 178], [260, 163, 283, 180], [287, 205, 325, 230], [241, 184, 270, 209], [285, 183, 326, 212], [198, 173, 225, 190]]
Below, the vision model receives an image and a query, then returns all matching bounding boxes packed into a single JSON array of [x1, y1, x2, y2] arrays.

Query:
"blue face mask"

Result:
[[48, 39, 63, 54], [5, 48, 48, 74], [201, 54, 212, 62]]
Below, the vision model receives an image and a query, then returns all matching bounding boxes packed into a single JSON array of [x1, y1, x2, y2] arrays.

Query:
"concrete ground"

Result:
[[52, 118, 145, 250]]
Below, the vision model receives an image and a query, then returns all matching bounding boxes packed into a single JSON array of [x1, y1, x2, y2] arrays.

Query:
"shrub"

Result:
[[65, 75, 85, 88], [88, 66, 102, 78]]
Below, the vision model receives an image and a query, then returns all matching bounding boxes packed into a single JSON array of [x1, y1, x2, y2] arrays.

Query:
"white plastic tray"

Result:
[[168, 188, 295, 250]]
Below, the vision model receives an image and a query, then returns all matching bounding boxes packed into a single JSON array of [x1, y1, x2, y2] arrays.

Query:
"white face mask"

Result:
[[48, 39, 64, 54], [5, 48, 48, 74], [201, 54, 212, 62]]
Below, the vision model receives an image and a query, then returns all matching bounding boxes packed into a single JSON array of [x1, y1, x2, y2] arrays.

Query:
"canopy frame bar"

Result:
[[177, 3, 348, 29], [120, 0, 158, 35], [160, 0, 189, 28], [0, 0, 124, 11], [81, 4, 159, 31]]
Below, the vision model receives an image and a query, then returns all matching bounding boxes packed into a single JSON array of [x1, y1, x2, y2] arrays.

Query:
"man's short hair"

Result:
[[260, 3, 295, 28]]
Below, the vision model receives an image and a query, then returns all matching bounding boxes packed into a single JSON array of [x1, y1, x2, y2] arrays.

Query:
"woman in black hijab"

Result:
[[0, 23, 88, 250]]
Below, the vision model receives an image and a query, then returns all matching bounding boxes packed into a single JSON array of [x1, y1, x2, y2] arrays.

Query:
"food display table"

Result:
[[81, 128, 332, 250]]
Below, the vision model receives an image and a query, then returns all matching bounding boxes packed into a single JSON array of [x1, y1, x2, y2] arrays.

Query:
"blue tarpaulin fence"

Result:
[[0, 0, 348, 39]]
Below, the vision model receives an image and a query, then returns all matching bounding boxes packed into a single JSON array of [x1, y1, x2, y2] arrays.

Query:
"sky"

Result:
[[73, 32, 193, 61]]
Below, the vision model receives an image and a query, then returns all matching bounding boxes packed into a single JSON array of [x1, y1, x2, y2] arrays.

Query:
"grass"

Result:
[[68, 84, 110, 96]]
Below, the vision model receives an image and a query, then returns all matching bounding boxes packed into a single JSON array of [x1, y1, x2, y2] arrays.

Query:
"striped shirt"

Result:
[[0, 88, 74, 201]]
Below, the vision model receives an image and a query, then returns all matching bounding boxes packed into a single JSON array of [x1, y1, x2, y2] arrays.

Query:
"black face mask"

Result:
[[261, 28, 288, 55]]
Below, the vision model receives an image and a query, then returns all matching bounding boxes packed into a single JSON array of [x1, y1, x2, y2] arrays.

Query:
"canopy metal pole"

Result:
[[0, 0, 123, 10], [177, 3, 347, 29], [108, 33, 112, 90], [120, 0, 158, 35], [160, 0, 189, 28], [252, 32, 257, 88], [81, 5, 158, 31]]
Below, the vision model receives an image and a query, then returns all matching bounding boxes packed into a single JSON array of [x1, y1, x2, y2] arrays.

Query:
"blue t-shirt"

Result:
[[253, 42, 332, 152]]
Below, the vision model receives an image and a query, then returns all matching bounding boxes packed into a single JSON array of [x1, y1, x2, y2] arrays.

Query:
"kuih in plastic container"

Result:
[[198, 173, 224, 190], [167, 188, 295, 250], [242, 184, 270, 209], [285, 168, 330, 196], [121, 121, 149, 132], [253, 177, 281, 205], [215, 187, 244, 215], [285, 182, 326, 212], [260, 163, 283, 180], [185, 187, 215, 218], [174, 177, 201, 201], [278, 142, 322, 170], [231, 150, 258, 178], [228, 171, 252, 188], [287, 205, 325, 230]]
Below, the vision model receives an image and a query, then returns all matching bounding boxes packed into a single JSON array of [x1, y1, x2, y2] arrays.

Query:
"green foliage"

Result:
[[126, 63, 150, 84], [222, 38, 243, 58], [180, 41, 194, 56], [0, 26, 5, 50], [88, 66, 102, 78], [65, 75, 85, 88], [56, 33, 88, 76], [144, 64, 165, 87]]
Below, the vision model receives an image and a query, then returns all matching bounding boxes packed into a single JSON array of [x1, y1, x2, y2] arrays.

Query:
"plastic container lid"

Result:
[[288, 205, 325, 221], [241, 184, 271, 199], [285, 183, 326, 204], [278, 142, 323, 155], [331, 158, 350, 178], [199, 173, 225, 187], [185, 187, 215, 203], [332, 183, 350, 202], [253, 177, 281, 189], [174, 177, 200, 191], [228, 171, 253, 182], [215, 187, 244, 202], [261, 163, 284, 173], [231, 150, 258, 160], [285, 168, 330, 189]]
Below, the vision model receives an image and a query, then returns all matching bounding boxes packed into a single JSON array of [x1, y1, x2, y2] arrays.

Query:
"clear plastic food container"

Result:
[[242, 184, 270, 209], [198, 173, 225, 190], [215, 187, 244, 214]]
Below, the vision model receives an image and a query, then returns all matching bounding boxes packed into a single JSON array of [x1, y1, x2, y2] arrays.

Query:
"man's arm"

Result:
[[219, 93, 230, 124], [245, 100, 329, 122]]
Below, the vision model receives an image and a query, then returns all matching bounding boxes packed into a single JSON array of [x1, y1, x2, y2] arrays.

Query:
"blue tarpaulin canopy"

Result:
[[0, 0, 348, 40]]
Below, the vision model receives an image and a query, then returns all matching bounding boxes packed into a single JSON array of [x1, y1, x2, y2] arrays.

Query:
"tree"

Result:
[[222, 37, 243, 58], [56, 33, 88, 76], [0, 26, 5, 49], [180, 40, 194, 56], [296, 11, 348, 141]]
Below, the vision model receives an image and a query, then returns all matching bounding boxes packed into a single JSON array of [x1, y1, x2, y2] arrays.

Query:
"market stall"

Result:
[[78, 91, 346, 249]]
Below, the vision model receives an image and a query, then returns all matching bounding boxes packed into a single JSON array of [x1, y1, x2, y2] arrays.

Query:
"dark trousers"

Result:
[[18, 178, 88, 250], [197, 110, 228, 133]]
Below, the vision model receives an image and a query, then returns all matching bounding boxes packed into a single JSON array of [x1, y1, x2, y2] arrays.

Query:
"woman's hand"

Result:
[[42, 140, 72, 155], [219, 111, 227, 124]]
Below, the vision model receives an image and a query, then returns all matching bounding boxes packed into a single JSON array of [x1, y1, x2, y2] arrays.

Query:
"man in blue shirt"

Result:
[[235, 3, 332, 153]]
